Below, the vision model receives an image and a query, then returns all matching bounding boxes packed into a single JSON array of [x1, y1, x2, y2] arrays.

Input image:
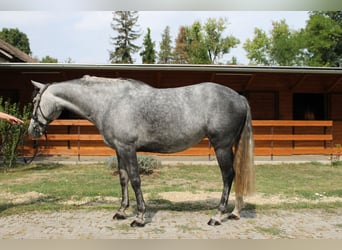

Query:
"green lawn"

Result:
[[0, 161, 341, 215]]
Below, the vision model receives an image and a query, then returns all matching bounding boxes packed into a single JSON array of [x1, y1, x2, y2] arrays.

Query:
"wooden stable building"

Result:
[[0, 63, 341, 158]]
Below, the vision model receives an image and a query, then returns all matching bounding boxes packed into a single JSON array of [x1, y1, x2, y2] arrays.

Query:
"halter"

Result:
[[32, 83, 51, 133]]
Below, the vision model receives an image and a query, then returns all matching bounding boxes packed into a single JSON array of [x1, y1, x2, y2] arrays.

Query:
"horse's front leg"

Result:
[[127, 160, 146, 227], [113, 163, 130, 220], [115, 147, 146, 227]]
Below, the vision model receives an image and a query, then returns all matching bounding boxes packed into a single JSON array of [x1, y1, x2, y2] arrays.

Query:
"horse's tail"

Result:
[[233, 97, 255, 197]]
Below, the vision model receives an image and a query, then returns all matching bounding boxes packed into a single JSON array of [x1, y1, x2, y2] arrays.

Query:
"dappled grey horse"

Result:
[[28, 76, 255, 227]]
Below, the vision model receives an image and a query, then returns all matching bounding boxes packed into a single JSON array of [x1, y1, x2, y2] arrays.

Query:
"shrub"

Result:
[[0, 98, 32, 171], [107, 154, 161, 175]]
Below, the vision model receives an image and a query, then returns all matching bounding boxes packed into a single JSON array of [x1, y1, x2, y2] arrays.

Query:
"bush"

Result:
[[107, 154, 161, 175], [0, 98, 32, 171]]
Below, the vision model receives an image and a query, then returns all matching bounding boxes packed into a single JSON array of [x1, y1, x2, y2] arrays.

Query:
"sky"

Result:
[[0, 11, 309, 65]]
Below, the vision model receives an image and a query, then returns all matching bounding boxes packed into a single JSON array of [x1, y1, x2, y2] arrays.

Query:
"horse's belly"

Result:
[[136, 134, 204, 153]]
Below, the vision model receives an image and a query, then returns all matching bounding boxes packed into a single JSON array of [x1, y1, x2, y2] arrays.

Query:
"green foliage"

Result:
[[185, 21, 211, 64], [0, 27, 32, 55], [158, 26, 173, 64], [0, 98, 32, 171], [109, 11, 141, 64], [302, 12, 342, 67], [40, 55, 58, 63], [269, 19, 303, 66], [243, 11, 342, 67], [107, 154, 161, 175], [172, 18, 239, 64], [243, 28, 271, 65], [203, 17, 240, 64], [140, 28, 157, 64], [244, 20, 302, 66]]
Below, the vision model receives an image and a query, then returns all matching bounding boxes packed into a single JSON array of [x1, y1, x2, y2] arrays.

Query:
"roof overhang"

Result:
[[1, 63, 342, 93], [1, 63, 342, 75]]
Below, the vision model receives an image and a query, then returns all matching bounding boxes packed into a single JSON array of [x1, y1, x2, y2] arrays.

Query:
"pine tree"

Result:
[[173, 26, 189, 64], [158, 26, 173, 64], [109, 11, 141, 64], [140, 28, 156, 64]]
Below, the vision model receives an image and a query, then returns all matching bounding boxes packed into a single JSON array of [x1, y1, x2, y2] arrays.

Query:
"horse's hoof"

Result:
[[130, 220, 145, 227], [207, 218, 222, 226], [113, 212, 127, 220], [227, 213, 240, 220]]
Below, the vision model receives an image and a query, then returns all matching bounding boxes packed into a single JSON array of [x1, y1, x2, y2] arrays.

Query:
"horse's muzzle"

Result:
[[28, 119, 44, 139]]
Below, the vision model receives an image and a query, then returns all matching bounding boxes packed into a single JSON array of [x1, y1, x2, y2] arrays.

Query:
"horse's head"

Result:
[[28, 81, 62, 138]]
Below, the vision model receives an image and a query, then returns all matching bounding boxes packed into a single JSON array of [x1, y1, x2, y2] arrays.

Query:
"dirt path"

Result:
[[0, 192, 341, 239]]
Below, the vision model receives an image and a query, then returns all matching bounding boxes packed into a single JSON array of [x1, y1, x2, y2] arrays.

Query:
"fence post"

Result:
[[77, 122, 81, 162]]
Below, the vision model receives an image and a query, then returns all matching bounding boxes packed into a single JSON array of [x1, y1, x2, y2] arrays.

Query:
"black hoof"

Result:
[[130, 220, 145, 227], [113, 213, 127, 220], [207, 218, 222, 226]]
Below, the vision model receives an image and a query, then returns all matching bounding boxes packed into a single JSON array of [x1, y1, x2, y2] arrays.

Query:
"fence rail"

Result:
[[25, 119, 333, 159]]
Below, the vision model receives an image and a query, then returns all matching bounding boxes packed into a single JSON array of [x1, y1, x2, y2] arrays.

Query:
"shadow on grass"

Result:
[[0, 196, 61, 215], [23, 163, 65, 171]]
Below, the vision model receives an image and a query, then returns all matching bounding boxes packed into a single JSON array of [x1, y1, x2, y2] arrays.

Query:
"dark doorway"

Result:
[[293, 93, 325, 120]]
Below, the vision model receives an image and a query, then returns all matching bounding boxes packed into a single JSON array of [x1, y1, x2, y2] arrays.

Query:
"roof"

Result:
[[1, 63, 342, 93], [0, 39, 36, 63]]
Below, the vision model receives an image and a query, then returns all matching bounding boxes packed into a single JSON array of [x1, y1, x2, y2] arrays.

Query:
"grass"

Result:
[[0, 161, 341, 216], [256, 163, 342, 198]]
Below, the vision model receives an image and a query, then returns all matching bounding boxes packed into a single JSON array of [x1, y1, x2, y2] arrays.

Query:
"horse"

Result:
[[28, 75, 255, 227]]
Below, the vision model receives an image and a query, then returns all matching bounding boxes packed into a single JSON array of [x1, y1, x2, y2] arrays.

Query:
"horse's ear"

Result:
[[31, 80, 45, 89]]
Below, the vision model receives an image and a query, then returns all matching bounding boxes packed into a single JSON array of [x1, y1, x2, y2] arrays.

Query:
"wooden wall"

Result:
[[1, 64, 342, 156]]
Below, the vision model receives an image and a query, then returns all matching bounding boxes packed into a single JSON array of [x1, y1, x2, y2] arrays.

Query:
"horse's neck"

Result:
[[51, 82, 110, 125]]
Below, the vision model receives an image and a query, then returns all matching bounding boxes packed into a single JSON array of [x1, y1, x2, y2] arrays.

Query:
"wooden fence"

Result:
[[253, 120, 333, 159], [25, 119, 334, 159]]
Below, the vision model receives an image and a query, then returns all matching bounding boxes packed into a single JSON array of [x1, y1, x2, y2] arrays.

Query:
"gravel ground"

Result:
[[0, 208, 341, 239], [1, 192, 341, 239]]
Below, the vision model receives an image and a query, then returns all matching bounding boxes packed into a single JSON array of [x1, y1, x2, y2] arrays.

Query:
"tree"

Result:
[[158, 26, 173, 64], [269, 19, 302, 66], [40, 55, 58, 63], [139, 28, 156, 64], [203, 17, 239, 64], [173, 26, 189, 64], [243, 19, 303, 66], [243, 28, 271, 65], [109, 11, 141, 64], [0, 28, 31, 55], [302, 12, 342, 66], [173, 18, 239, 64], [185, 21, 211, 64]]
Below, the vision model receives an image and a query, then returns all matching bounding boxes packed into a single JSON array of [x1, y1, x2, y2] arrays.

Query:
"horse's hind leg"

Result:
[[228, 196, 244, 220], [208, 146, 235, 226]]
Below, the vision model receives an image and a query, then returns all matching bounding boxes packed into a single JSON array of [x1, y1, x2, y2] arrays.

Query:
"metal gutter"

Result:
[[0, 63, 342, 75]]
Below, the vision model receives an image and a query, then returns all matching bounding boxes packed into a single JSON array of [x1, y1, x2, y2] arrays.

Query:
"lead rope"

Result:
[[20, 126, 48, 164]]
